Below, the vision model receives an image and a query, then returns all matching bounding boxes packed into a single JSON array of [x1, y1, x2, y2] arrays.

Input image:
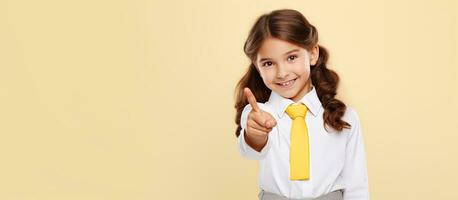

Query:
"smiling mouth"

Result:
[[276, 78, 297, 87]]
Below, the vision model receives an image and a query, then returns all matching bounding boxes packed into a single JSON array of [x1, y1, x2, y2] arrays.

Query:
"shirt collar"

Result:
[[267, 85, 322, 119]]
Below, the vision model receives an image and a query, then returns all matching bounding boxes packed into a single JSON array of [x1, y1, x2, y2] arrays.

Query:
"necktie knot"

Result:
[[285, 103, 308, 120]]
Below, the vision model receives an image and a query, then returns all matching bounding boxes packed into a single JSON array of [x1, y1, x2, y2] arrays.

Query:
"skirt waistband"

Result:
[[258, 189, 344, 200]]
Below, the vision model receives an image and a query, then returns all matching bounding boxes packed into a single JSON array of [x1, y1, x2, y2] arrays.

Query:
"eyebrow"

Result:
[[259, 49, 300, 62]]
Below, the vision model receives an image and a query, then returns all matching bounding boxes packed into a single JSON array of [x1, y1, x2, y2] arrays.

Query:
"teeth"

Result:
[[280, 79, 294, 86]]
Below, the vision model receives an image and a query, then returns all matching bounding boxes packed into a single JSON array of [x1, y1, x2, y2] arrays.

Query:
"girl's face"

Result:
[[255, 37, 319, 102]]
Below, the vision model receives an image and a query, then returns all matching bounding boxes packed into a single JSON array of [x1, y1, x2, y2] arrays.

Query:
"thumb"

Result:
[[264, 118, 277, 128], [266, 119, 277, 128]]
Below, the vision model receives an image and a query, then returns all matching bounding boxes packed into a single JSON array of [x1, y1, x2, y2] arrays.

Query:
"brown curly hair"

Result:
[[234, 9, 351, 137]]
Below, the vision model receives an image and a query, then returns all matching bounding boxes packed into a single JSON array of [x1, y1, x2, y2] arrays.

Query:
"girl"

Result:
[[234, 9, 369, 200]]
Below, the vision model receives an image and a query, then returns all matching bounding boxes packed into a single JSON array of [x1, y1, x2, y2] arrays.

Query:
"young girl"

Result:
[[234, 9, 369, 200]]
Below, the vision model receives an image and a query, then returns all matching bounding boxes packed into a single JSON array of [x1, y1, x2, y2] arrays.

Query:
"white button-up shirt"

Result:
[[237, 85, 369, 199]]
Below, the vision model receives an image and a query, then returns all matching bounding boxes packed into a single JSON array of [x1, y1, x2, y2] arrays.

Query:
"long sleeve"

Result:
[[237, 103, 272, 160], [341, 109, 370, 200]]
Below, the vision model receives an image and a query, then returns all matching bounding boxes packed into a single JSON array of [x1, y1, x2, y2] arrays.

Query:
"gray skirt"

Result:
[[258, 189, 344, 200]]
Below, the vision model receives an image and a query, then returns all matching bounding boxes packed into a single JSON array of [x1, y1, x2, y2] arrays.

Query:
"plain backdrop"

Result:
[[1, 0, 457, 199]]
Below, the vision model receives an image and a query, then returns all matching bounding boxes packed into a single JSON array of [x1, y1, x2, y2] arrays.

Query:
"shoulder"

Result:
[[341, 105, 362, 132]]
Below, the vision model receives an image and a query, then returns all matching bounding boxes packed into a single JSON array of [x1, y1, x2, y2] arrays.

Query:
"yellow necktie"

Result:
[[285, 103, 310, 180]]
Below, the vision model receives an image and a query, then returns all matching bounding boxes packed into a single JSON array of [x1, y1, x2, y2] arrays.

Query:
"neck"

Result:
[[291, 81, 312, 103]]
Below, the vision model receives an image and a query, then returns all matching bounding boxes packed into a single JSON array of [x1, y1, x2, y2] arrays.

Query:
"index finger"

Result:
[[244, 87, 260, 112]]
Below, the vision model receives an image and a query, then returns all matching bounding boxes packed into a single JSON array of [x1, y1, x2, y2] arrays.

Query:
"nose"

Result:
[[276, 64, 290, 79]]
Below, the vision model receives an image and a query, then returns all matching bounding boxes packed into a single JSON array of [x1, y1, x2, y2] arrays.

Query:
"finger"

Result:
[[244, 87, 260, 112], [248, 119, 272, 133], [249, 112, 267, 128], [247, 126, 269, 136], [263, 113, 277, 128], [265, 118, 277, 129]]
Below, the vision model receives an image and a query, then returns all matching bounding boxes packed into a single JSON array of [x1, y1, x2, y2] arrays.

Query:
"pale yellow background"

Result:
[[0, 0, 457, 199]]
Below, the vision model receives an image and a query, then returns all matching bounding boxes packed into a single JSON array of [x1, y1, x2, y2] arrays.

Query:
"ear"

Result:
[[309, 44, 319, 66]]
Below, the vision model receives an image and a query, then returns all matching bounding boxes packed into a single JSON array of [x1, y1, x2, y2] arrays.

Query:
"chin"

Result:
[[271, 88, 297, 99], [285, 92, 298, 99]]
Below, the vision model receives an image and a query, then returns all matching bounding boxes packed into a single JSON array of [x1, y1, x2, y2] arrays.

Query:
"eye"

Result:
[[288, 55, 298, 62], [262, 61, 273, 67]]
